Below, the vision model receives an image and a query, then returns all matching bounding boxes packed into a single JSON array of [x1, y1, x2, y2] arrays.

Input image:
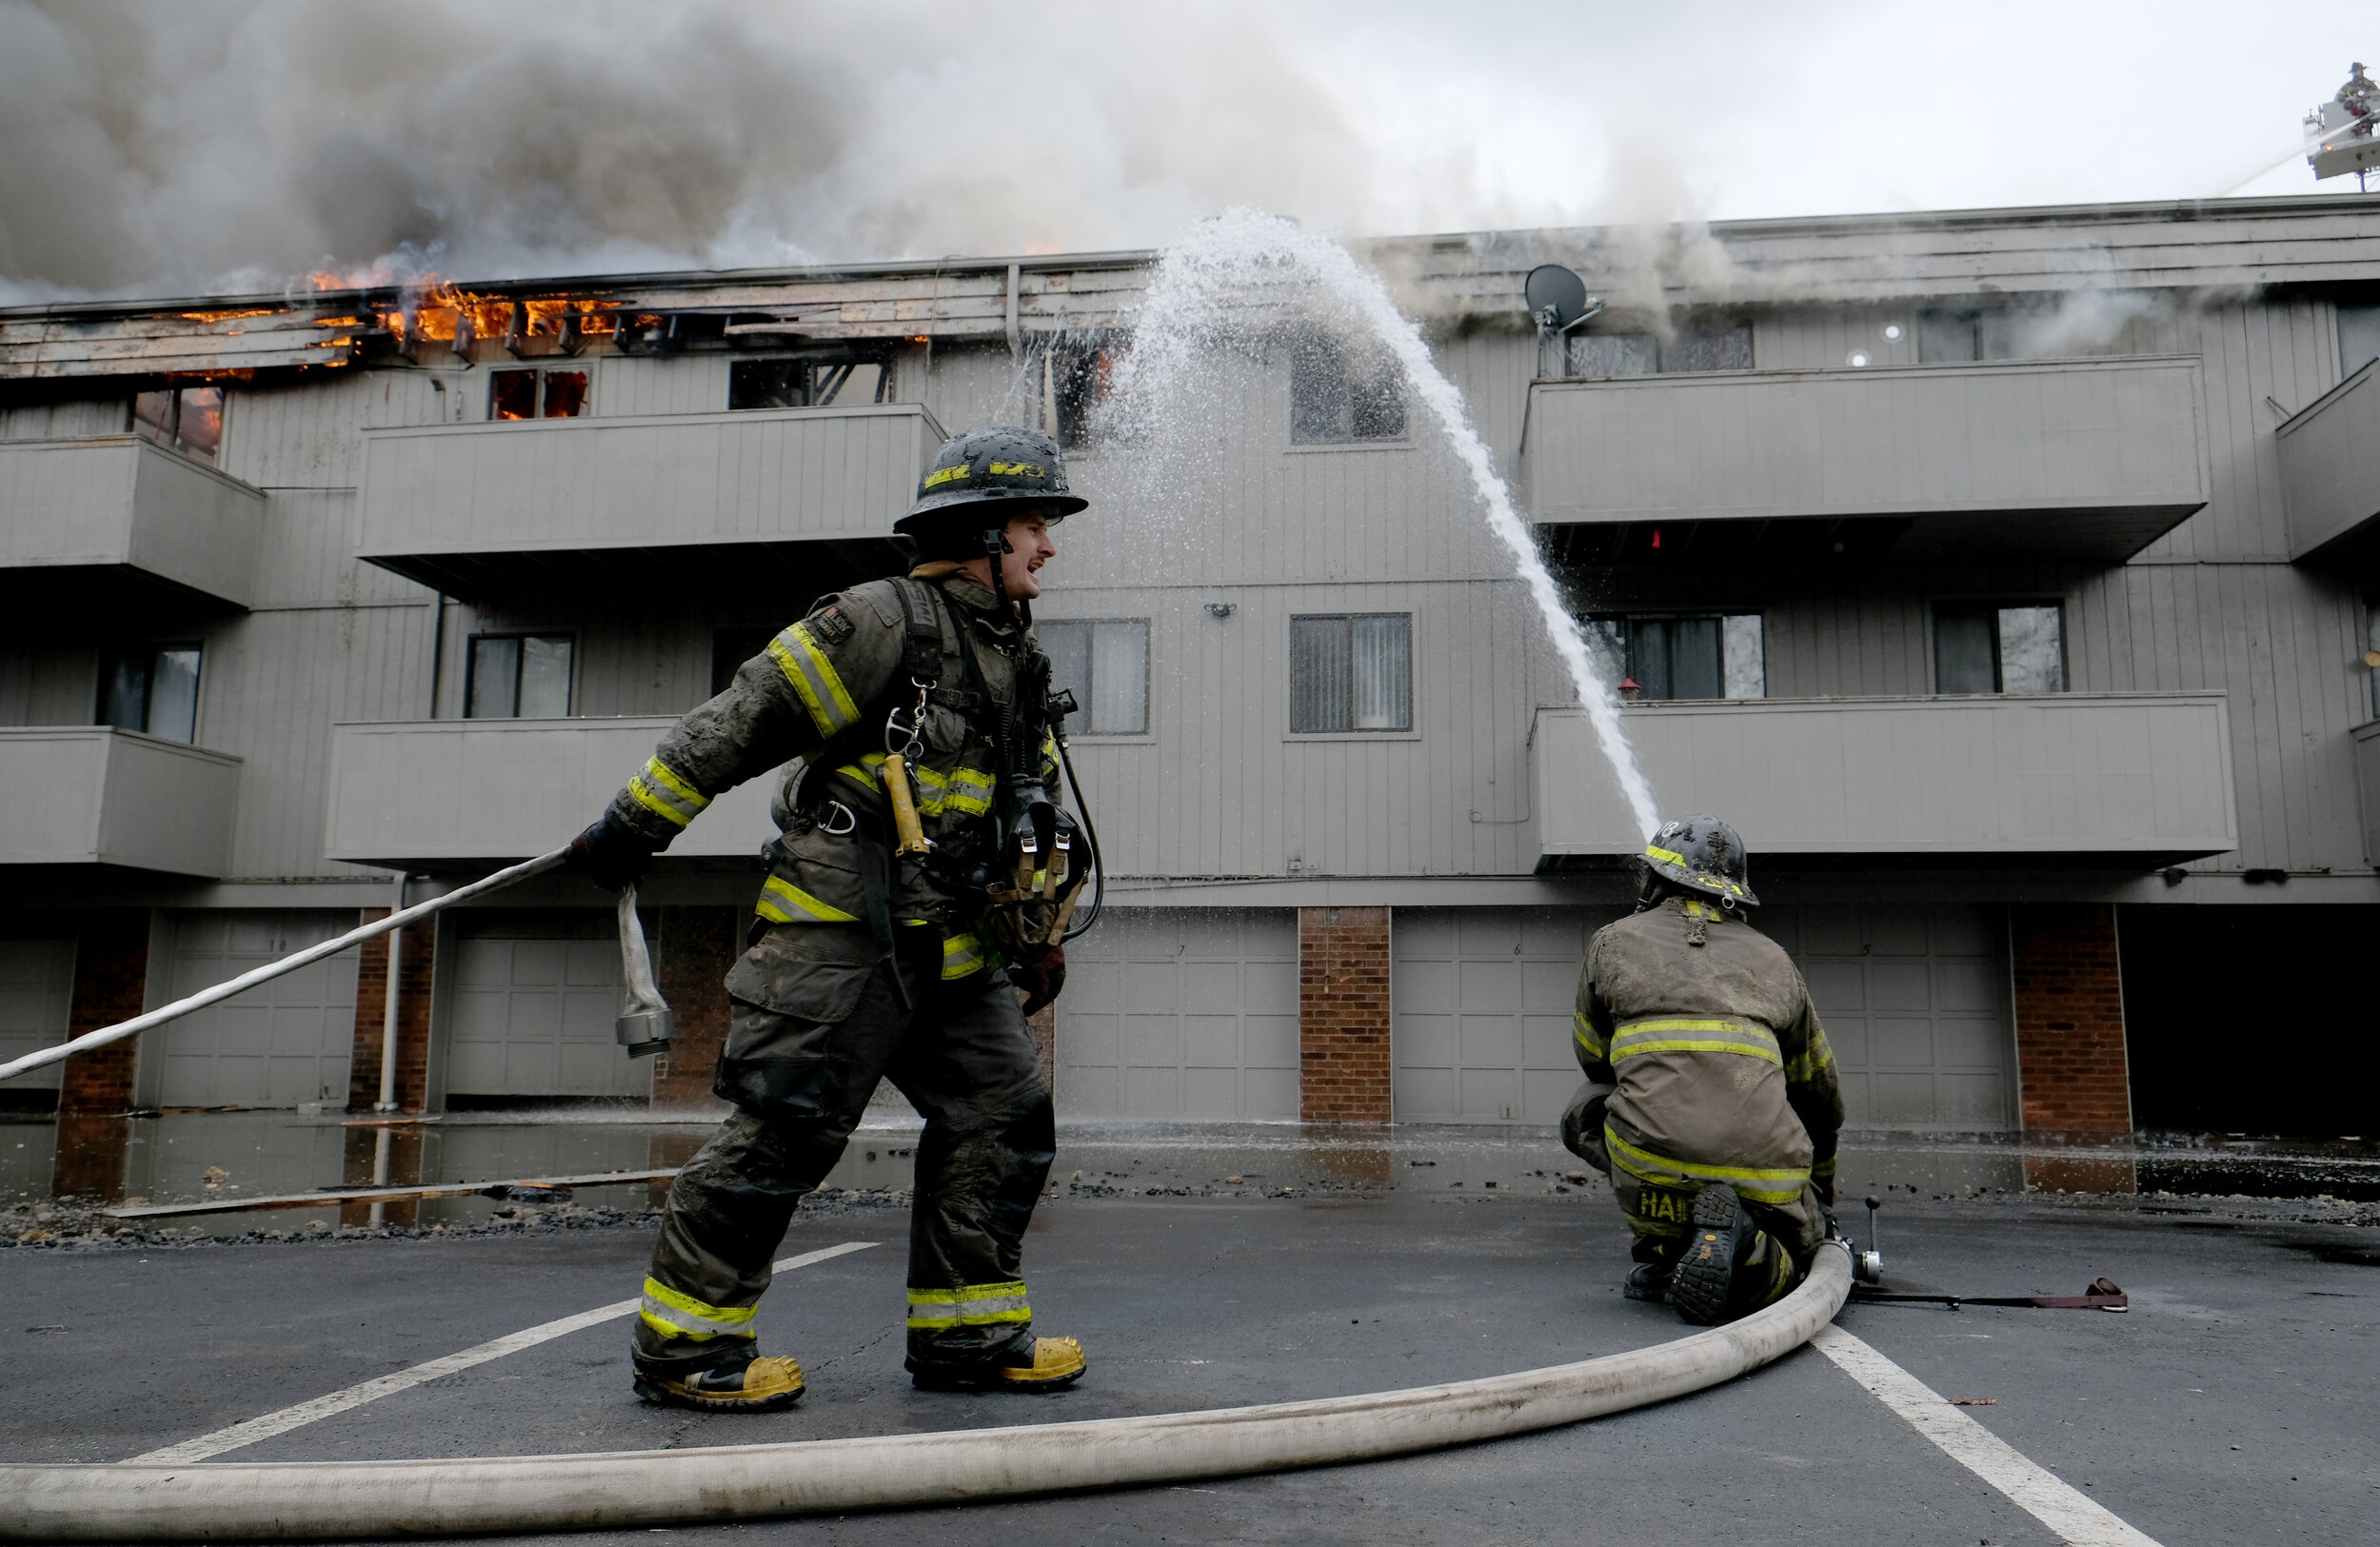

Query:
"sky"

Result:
[[0, 0, 2372, 302]]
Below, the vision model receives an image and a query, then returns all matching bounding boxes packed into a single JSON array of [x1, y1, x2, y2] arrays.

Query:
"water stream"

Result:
[[1097, 209, 1660, 842]]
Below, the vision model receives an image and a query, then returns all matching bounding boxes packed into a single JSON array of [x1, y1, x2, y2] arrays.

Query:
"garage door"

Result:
[[0, 940, 75, 1095], [153, 912, 359, 1107], [1392, 907, 1621, 1123], [1762, 905, 2015, 1130], [1056, 909, 1298, 1118], [446, 912, 649, 1100]]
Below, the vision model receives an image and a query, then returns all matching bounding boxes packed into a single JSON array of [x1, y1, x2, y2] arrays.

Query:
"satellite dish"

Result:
[[1524, 264, 1593, 330]]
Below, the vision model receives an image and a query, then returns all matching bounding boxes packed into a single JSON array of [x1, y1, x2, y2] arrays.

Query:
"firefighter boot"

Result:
[[1624, 1261, 1673, 1301], [1669, 1183, 1752, 1326], [908, 1336, 1087, 1393], [633, 1355, 805, 1413]]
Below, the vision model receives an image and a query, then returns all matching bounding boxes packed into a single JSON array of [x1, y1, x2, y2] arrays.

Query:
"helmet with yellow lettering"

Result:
[[1641, 814, 1758, 906], [899, 426, 1087, 533]]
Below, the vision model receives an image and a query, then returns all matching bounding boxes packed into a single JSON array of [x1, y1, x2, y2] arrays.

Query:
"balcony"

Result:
[[1536, 693, 2236, 868], [2277, 361, 2380, 564], [0, 728, 241, 875], [356, 402, 944, 601], [1523, 357, 2208, 564], [0, 437, 262, 611], [325, 718, 783, 870]]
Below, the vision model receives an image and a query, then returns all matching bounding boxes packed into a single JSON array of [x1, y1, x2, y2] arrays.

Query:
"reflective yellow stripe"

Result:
[[639, 1277, 758, 1342], [1611, 1017, 1781, 1066], [1785, 1028, 1836, 1082], [625, 755, 710, 828], [1645, 844, 1686, 865], [1603, 1128, 1809, 1206], [837, 754, 997, 819], [1812, 1155, 1837, 1180], [906, 1279, 1031, 1328], [941, 931, 988, 981], [1572, 1010, 1610, 1061], [1642, 845, 1752, 900], [767, 622, 860, 739], [755, 875, 860, 925]]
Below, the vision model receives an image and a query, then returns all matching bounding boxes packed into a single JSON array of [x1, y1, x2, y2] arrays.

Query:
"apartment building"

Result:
[[3, 196, 2375, 1141]]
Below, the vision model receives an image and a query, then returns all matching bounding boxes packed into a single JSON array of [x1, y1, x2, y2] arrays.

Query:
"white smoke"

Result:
[[0, 0, 1612, 304]]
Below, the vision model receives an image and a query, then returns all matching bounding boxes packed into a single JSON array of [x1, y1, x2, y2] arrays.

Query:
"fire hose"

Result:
[[0, 846, 682, 1086], [0, 1245, 1852, 1540]]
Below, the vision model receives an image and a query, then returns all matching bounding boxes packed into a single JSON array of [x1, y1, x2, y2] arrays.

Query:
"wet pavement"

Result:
[[0, 1112, 2375, 1543]]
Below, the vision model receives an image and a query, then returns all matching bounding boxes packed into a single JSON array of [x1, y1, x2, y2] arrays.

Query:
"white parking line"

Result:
[[125, 1240, 878, 1465], [1812, 1324, 2163, 1547]]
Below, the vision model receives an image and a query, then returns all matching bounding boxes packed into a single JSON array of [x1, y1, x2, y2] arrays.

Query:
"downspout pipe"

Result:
[[0, 1248, 1850, 1540], [374, 872, 407, 1113]]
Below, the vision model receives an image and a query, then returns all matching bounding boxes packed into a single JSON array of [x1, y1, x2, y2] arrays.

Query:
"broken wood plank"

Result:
[[102, 1169, 679, 1220]]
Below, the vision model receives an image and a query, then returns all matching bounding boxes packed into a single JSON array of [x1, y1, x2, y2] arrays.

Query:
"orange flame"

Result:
[[181, 307, 281, 324]]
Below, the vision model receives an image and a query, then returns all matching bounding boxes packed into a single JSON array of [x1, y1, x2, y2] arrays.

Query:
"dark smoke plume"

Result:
[[0, 0, 1528, 302]]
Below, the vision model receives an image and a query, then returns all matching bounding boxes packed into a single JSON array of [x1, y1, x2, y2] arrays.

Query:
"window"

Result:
[[466, 634, 573, 717], [1290, 335, 1406, 444], [488, 368, 589, 420], [131, 387, 224, 463], [2365, 596, 2380, 720], [1040, 619, 1148, 735], [97, 644, 202, 743], [728, 357, 886, 411], [1666, 325, 1754, 372], [1933, 604, 2064, 694], [1581, 614, 1765, 701], [1047, 340, 1121, 448], [1291, 614, 1411, 732], [2340, 306, 2380, 379], [1567, 333, 1657, 378]]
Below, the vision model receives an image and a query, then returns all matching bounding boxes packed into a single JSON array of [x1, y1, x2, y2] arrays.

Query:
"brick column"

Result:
[[1299, 906, 1393, 1123], [58, 912, 149, 1116], [2010, 903, 2133, 1137], [346, 907, 437, 1114], [652, 905, 739, 1112]]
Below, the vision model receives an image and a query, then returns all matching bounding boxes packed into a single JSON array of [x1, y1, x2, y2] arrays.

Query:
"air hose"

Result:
[[0, 1247, 1851, 1539]]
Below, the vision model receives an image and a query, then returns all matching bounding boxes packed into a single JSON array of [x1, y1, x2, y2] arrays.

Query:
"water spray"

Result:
[[1100, 210, 1660, 841]]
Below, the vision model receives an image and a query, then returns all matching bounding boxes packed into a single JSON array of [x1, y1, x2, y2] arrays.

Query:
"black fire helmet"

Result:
[[896, 426, 1087, 558], [1642, 814, 1758, 906]]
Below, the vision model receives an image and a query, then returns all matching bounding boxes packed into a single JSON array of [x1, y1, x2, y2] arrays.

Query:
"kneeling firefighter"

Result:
[[1561, 817, 1844, 1325], [567, 426, 1100, 1410]]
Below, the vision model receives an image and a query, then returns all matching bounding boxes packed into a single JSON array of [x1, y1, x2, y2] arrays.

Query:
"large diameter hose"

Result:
[[0, 849, 569, 1084], [0, 1246, 1849, 1541]]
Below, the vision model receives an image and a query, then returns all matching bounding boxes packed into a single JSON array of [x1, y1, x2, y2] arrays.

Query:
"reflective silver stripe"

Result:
[[767, 624, 860, 739], [940, 932, 988, 981], [639, 1277, 758, 1342], [1610, 1017, 1781, 1065], [625, 756, 710, 828], [906, 1280, 1032, 1327]]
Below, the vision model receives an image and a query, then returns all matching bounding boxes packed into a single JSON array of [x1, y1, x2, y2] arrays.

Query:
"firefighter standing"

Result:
[[1561, 816, 1844, 1324], [567, 426, 1093, 1410]]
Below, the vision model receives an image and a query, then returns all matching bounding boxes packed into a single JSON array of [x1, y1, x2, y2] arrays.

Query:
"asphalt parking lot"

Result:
[[5, 1120, 2376, 1545]]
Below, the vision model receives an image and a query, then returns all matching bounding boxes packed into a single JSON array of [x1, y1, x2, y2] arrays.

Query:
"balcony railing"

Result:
[[1536, 692, 2236, 867], [2278, 361, 2380, 563], [1523, 356, 2208, 563], [0, 728, 241, 875], [325, 718, 783, 869], [0, 437, 262, 609], [356, 402, 943, 600]]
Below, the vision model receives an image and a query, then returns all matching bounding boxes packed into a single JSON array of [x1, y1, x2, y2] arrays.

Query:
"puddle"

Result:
[[10, 1110, 2379, 1235]]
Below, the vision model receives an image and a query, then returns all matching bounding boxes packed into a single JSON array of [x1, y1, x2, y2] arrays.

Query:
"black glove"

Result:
[[565, 811, 656, 892], [1012, 945, 1067, 1017]]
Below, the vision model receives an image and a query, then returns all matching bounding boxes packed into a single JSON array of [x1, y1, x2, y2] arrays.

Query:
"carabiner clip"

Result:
[[819, 801, 858, 836]]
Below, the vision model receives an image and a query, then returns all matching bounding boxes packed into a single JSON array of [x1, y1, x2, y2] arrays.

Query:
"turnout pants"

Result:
[[1561, 1080, 1826, 1302], [634, 922, 1054, 1378]]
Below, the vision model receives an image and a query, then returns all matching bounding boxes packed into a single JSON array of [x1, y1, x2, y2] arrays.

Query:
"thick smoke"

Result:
[[0, 0, 1595, 303]]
